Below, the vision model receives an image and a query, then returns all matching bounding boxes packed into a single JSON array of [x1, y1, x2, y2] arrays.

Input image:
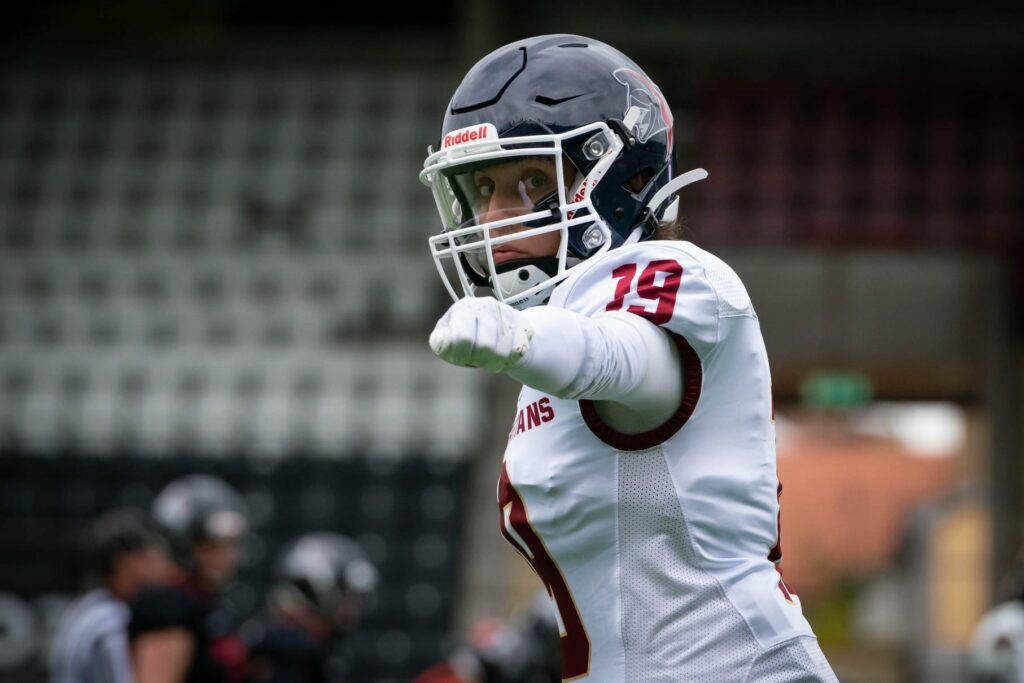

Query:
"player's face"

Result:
[[471, 156, 576, 265], [194, 537, 242, 591], [329, 592, 365, 633], [114, 545, 173, 599]]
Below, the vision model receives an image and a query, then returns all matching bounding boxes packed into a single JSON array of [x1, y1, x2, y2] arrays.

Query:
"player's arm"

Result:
[[132, 629, 194, 683], [429, 298, 682, 433]]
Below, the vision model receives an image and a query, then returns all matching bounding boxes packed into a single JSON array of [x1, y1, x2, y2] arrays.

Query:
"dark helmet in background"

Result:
[[433, 591, 563, 683]]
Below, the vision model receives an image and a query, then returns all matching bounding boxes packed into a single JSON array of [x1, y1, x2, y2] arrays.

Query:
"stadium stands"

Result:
[[0, 63, 477, 682], [0, 64, 475, 459]]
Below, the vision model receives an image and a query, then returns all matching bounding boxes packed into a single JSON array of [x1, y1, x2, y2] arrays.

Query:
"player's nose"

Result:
[[481, 182, 531, 225]]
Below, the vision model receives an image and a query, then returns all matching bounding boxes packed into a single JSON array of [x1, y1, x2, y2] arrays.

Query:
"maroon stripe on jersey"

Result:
[[768, 482, 784, 565], [497, 463, 591, 679], [579, 330, 702, 451]]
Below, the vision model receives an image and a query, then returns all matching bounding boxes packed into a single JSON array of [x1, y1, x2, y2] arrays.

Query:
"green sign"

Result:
[[800, 371, 873, 408]]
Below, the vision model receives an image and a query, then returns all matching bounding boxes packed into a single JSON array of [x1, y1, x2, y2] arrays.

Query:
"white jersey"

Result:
[[49, 589, 134, 683], [498, 240, 837, 681]]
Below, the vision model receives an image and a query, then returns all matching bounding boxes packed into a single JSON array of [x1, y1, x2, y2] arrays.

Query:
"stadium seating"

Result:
[[0, 64, 475, 459], [0, 63, 475, 682], [691, 80, 1020, 250]]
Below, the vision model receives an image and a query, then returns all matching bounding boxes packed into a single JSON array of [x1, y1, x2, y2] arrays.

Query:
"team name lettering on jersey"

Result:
[[507, 397, 555, 441]]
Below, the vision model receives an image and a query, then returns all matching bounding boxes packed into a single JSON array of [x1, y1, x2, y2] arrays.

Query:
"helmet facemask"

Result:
[[421, 122, 625, 310]]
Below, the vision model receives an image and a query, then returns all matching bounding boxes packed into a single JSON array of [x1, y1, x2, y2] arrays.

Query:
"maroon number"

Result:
[[605, 259, 683, 325], [606, 263, 637, 313], [498, 463, 590, 679]]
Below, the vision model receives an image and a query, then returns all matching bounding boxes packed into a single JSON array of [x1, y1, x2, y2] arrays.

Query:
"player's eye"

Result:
[[476, 181, 494, 199], [523, 174, 549, 191]]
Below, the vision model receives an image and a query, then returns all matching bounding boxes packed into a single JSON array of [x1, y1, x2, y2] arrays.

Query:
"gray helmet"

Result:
[[151, 474, 249, 560], [271, 532, 378, 630]]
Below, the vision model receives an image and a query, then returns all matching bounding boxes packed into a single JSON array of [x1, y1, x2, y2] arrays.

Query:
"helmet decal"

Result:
[[613, 67, 673, 148]]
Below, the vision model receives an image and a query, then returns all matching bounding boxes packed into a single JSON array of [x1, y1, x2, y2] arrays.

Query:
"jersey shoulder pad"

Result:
[[552, 241, 752, 350]]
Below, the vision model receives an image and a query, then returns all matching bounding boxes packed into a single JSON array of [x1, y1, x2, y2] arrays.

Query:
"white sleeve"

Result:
[[506, 306, 682, 429], [92, 631, 135, 683]]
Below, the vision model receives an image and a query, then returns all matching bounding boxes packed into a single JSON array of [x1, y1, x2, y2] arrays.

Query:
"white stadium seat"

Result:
[[0, 63, 487, 461]]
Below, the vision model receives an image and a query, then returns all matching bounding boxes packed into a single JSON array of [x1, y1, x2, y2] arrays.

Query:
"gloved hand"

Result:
[[428, 297, 534, 373]]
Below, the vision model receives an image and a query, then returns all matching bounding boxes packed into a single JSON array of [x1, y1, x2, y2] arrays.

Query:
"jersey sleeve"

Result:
[[552, 242, 756, 450], [554, 241, 749, 354], [93, 631, 135, 683]]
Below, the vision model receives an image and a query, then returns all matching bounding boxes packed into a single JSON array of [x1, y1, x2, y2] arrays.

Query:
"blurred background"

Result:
[[0, 1, 1022, 682]]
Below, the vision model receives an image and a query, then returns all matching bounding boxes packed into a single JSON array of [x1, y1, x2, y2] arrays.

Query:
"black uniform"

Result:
[[243, 617, 354, 683], [129, 579, 247, 683]]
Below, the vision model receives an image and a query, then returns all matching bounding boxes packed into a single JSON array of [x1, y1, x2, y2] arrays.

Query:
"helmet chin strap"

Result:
[[491, 256, 565, 310]]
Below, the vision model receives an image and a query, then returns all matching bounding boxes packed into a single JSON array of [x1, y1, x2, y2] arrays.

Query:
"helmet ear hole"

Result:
[[623, 168, 656, 195]]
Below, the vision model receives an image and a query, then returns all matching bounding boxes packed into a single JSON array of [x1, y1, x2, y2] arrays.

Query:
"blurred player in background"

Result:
[[968, 550, 1024, 682], [49, 507, 169, 683], [130, 474, 251, 683], [421, 34, 838, 680], [969, 600, 1024, 683], [414, 590, 561, 683], [242, 531, 378, 683]]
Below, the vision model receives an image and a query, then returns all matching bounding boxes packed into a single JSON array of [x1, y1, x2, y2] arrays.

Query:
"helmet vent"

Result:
[[534, 93, 583, 107], [558, 42, 589, 48], [450, 47, 527, 115]]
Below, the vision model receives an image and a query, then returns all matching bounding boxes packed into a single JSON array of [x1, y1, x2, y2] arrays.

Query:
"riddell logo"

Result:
[[442, 123, 497, 149], [567, 179, 596, 219], [573, 179, 595, 204]]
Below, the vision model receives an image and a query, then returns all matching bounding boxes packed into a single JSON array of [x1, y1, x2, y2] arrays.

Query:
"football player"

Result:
[[413, 589, 562, 683], [969, 599, 1024, 683], [968, 557, 1024, 683], [242, 531, 378, 683], [130, 474, 251, 683], [421, 34, 838, 681], [49, 507, 169, 683]]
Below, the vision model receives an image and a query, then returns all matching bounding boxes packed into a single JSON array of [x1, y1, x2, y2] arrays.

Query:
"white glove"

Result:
[[428, 297, 534, 373]]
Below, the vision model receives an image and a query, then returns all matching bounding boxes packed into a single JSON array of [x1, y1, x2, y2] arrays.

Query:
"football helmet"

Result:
[[420, 33, 706, 309], [151, 474, 249, 559], [269, 532, 378, 632]]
